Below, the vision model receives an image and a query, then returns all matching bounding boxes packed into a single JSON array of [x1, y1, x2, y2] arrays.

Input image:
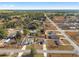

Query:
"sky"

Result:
[[0, 2, 79, 10]]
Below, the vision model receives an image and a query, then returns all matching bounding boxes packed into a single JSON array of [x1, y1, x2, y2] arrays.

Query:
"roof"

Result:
[[3, 38, 11, 43], [30, 30, 37, 33], [48, 32, 59, 40]]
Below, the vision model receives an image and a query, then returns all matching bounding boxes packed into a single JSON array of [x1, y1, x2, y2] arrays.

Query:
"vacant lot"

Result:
[[66, 31, 79, 45], [53, 16, 65, 23], [44, 20, 57, 30], [66, 32, 77, 37], [26, 44, 43, 50], [60, 39, 71, 45]]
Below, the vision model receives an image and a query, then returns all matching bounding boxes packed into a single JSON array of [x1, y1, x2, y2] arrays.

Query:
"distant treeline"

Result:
[[0, 10, 79, 13]]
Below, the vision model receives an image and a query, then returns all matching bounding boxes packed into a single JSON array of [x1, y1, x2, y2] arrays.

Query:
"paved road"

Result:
[[44, 13, 79, 55], [0, 13, 79, 56], [44, 50, 74, 54], [0, 49, 75, 54], [45, 29, 79, 32], [43, 40, 47, 57], [37, 50, 74, 54], [0, 49, 30, 54]]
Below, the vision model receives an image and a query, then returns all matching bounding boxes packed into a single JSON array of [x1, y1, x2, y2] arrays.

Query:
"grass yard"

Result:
[[46, 40, 73, 50]]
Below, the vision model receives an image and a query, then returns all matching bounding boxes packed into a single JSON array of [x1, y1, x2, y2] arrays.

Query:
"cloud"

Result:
[[1, 4, 15, 7]]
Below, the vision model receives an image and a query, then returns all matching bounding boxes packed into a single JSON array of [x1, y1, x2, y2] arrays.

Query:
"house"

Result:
[[38, 39, 44, 45], [48, 32, 60, 45], [3, 38, 11, 43], [27, 30, 38, 37], [40, 16, 46, 21], [30, 30, 37, 34], [69, 27, 76, 30], [48, 32, 57, 39], [76, 23, 79, 29], [2, 36, 16, 44], [2, 28, 19, 44], [28, 23, 36, 30]]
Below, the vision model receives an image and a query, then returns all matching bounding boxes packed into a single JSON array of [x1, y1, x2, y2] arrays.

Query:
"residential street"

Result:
[[44, 13, 79, 55], [43, 40, 47, 57]]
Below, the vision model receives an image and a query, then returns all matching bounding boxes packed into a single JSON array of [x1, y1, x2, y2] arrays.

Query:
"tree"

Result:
[[23, 29, 30, 35], [0, 28, 7, 39], [15, 31, 21, 39], [4, 22, 16, 28], [28, 21, 40, 30], [30, 47, 36, 57], [22, 47, 36, 57], [15, 31, 21, 43]]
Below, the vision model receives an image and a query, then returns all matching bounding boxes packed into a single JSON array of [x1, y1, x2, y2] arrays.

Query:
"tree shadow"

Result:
[[22, 53, 34, 57]]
